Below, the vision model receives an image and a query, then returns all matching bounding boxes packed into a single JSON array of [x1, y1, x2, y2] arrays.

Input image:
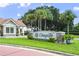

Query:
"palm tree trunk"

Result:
[[40, 19, 42, 31], [67, 22, 69, 34], [44, 19, 46, 30], [35, 20, 37, 30], [31, 20, 32, 28], [38, 20, 39, 31]]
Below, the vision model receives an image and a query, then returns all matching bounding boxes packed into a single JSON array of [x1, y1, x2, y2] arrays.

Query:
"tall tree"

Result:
[[74, 23, 79, 31], [34, 9, 53, 30], [20, 9, 35, 26], [25, 13, 36, 28], [59, 10, 76, 34], [35, 6, 60, 30], [20, 6, 76, 32]]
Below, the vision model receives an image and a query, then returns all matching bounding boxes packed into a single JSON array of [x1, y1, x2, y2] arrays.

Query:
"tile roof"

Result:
[[0, 18, 7, 24], [0, 18, 26, 26]]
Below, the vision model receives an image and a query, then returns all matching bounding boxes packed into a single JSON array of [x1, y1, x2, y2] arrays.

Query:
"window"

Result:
[[6, 27, 9, 33], [11, 27, 14, 33], [6, 27, 14, 33]]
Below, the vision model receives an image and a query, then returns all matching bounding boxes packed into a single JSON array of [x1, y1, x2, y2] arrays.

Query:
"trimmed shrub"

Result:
[[63, 34, 74, 40], [24, 31, 30, 35], [27, 34, 33, 39], [63, 34, 74, 44], [48, 38, 56, 43]]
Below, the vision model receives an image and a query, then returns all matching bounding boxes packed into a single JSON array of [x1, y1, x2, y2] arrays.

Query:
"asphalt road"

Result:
[[0, 45, 62, 56]]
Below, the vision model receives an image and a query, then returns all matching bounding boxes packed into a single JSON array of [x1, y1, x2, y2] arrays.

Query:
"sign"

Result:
[[32, 31, 65, 40], [32, 31, 60, 40]]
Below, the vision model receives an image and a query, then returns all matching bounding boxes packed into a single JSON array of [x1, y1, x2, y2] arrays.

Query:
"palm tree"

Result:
[[43, 9, 53, 30], [59, 10, 76, 34], [26, 13, 36, 28], [35, 9, 45, 31], [35, 9, 53, 31]]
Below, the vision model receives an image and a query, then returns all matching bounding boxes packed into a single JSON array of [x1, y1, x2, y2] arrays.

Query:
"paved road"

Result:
[[0, 45, 62, 56]]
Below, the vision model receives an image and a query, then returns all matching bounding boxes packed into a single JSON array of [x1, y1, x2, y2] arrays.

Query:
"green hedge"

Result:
[[48, 38, 56, 43], [63, 34, 74, 40], [69, 32, 79, 35]]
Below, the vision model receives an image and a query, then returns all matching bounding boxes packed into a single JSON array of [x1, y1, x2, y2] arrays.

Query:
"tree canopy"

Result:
[[20, 6, 77, 32], [59, 10, 76, 34]]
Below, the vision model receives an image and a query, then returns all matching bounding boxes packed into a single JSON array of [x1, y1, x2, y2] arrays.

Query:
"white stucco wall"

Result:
[[20, 27, 32, 33], [23, 27, 32, 31], [19, 26, 27, 35]]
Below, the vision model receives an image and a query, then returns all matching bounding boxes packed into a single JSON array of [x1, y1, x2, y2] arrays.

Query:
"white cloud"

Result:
[[47, 4, 51, 7], [0, 3, 10, 7], [74, 18, 79, 25], [18, 3, 31, 8], [20, 3, 26, 7], [27, 3, 31, 6], [41, 3, 44, 6], [73, 7, 79, 11], [59, 10, 64, 13], [0, 0, 79, 3], [40, 3, 51, 7], [17, 13, 21, 17]]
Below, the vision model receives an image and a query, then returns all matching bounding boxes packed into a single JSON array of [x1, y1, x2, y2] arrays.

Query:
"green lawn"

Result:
[[0, 38, 79, 55]]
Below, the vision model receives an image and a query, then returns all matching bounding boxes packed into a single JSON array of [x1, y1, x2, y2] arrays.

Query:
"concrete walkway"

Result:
[[0, 45, 62, 56]]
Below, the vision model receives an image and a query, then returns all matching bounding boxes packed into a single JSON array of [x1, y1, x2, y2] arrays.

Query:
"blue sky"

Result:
[[0, 3, 79, 24]]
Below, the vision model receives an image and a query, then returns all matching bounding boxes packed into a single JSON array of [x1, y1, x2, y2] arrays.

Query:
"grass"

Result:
[[0, 38, 79, 55]]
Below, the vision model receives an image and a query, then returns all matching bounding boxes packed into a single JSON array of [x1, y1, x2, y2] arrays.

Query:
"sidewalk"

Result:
[[0, 36, 27, 38]]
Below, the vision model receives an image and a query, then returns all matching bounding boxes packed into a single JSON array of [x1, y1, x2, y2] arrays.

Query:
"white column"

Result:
[[18, 28, 20, 36], [14, 27, 16, 36], [22, 27, 24, 36], [22, 29, 24, 36], [3, 26, 6, 36]]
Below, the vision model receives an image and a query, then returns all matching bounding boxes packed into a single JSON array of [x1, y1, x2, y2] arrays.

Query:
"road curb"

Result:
[[0, 44, 76, 56]]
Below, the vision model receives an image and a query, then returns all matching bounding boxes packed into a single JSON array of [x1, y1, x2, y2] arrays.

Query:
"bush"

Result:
[[48, 38, 56, 43], [63, 34, 74, 40], [24, 31, 30, 35], [69, 31, 79, 35], [27, 34, 33, 39]]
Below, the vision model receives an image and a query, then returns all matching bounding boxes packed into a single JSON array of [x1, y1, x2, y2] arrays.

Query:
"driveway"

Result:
[[0, 45, 62, 56]]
